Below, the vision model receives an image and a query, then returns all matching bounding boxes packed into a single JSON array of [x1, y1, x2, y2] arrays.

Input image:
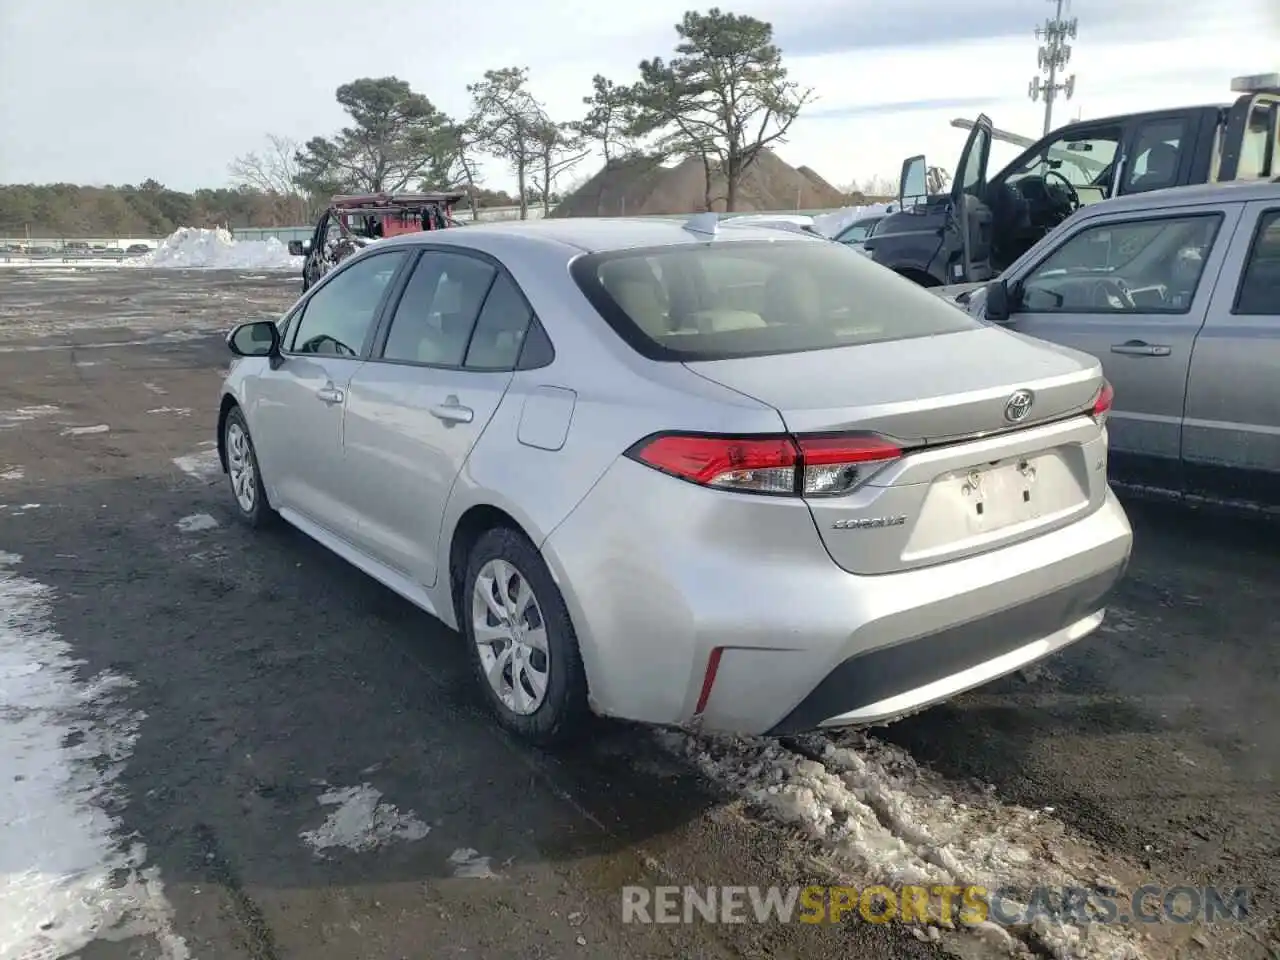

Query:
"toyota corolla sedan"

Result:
[[217, 216, 1132, 745]]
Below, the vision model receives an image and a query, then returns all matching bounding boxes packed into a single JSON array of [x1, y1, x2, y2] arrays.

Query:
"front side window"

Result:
[[960, 126, 990, 197], [289, 251, 407, 355], [1235, 209, 1280, 315], [381, 251, 497, 366], [1019, 213, 1223, 315], [570, 240, 982, 361]]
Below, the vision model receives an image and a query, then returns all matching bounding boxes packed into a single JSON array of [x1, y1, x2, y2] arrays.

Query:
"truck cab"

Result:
[[868, 74, 1280, 287]]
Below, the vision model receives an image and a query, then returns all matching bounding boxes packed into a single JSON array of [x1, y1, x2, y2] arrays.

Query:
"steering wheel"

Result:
[[298, 333, 357, 356], [1042, 169, 1081, 212], [1090, 278, 1137, 311]]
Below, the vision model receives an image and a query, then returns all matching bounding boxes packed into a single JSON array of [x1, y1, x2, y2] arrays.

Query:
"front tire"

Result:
[[223, 407, 274, 528], [462, 527, 589, 745]]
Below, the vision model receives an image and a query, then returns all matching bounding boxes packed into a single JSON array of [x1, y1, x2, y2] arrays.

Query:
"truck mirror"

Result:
[[287, 240, 305, 257], [985, 280, 1012, 323], [899, 155, 928, 208]]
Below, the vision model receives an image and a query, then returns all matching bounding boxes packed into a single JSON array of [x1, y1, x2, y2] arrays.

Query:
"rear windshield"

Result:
[[569, 239, 980, 361]]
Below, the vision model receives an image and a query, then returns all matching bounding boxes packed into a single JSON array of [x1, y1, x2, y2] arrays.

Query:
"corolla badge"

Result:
[[1004, 389, 1034, 423]]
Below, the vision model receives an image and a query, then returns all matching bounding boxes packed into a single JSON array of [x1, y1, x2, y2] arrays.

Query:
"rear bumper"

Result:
[[765, 560, 1124, 735], [540, 457, 1133, 736]]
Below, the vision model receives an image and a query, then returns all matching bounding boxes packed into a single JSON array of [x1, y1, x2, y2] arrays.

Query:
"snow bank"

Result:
[[811, 203, 893, 238], [126, 227, 302, 271]]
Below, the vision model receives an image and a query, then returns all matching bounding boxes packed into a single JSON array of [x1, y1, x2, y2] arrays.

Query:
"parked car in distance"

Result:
[[217, 215, 1131, 745], [961, 178, 1280, 512], [833, 214, 887, 248]]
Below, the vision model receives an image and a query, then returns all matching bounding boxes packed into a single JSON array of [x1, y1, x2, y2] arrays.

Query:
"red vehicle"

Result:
[[288, 191, 466, 292]]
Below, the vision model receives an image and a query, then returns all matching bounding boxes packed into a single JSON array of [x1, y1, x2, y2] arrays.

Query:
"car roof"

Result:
[[1076, 178, 1280, 217], [368, 216, 822, 255]]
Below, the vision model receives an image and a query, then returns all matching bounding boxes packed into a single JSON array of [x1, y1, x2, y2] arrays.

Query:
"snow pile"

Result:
[[660, 729, 1147, 960], [0, 552, 189, 958], [811, 203, 893, 238], [127, 227, 302, 271]]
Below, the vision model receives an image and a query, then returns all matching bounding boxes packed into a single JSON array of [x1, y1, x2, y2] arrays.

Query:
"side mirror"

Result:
[[984, 280, 1016, 323], [287, 240, 306, 257], [899, 154, 928, 208], [228, 319, 281, 358]]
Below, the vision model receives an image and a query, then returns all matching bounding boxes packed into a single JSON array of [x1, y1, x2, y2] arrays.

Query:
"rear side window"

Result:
[[569, 240, 981, 361], [1234, 209, 1280, 315], [1125, 119, 1187, 193]]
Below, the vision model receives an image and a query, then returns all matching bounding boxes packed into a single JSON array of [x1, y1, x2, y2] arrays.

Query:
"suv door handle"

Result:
[[1110, 341, 1170, 357], [429, 396, 474, 424], [316, 384, 345, 404]]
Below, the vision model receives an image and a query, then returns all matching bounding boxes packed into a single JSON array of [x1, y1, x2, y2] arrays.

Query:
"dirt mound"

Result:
[[551, 149, 846, 217]]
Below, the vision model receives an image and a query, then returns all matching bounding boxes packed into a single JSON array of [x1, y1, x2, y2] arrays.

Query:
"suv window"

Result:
[[289, 251, 407, 355], [382, 251, 496, 365], [570, 240, 981, 361], [1125, 119, 1187, 193], [1235, 209, 1280, 315], [1020, 213, 1223, 315]]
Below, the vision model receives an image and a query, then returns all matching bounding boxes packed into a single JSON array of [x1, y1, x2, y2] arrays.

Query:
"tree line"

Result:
[[1, 8, 920, 238], [283, 8, 818, 220]]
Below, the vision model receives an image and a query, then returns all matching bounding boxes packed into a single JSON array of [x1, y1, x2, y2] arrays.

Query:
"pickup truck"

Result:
[[957, 178, 1280, 512], [867, 73, 1280, 288]]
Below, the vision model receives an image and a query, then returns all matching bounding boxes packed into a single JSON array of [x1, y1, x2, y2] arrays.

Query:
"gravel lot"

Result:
[[1, 267, 1275, 960]]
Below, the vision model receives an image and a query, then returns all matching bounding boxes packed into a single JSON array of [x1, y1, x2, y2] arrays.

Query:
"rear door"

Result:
[[1182, 202, 1280, 506], [1000, 202, 1242, 490], [950, 116, 994, 283], [341, 249, 530, 586]]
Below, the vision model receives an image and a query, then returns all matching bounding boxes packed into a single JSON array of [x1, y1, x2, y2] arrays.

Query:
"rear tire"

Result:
[[223, 407, 275, 529], [462, 527, 589, 745]]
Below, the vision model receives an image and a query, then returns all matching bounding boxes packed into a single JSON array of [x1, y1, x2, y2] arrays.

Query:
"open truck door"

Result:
[[948, 114, 995, 283], [1218, 75, 1280, 182]]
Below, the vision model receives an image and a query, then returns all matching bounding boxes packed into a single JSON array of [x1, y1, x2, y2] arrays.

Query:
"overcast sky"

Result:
[[0, 0, 1276, 195]]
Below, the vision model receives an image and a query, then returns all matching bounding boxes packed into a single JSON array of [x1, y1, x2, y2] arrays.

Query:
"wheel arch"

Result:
[[215, 393, 239, 473], [895, 266, 941, 287]]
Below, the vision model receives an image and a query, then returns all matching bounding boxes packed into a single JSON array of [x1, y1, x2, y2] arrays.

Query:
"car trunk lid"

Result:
[[683, 327, 1109, 574]]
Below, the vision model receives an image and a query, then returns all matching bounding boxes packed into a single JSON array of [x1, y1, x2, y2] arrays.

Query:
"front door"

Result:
[[951, 115, 993, 283], [343, 251, 534, 585], [250, 249, 410, 538], [1002, 203, 1240, 490]]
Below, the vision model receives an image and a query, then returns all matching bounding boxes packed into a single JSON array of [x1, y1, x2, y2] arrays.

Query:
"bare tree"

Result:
[[467, 67, 545, 220], [228, 134, 308, 222], [530, 121, 590, 216]]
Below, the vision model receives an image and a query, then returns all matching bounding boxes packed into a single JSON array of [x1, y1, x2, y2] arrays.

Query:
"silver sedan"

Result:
[[217, 216, 1132, 744]]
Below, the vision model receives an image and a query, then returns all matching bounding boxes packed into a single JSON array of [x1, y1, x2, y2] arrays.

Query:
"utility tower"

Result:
[[1028, 0, 1078, 135]]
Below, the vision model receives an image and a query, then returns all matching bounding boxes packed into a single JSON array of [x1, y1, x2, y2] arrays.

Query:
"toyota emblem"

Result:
[[1004, 389, 1034, 423]]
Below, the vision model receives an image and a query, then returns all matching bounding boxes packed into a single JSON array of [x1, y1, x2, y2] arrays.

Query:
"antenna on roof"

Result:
[[682, 212, 719, 237]]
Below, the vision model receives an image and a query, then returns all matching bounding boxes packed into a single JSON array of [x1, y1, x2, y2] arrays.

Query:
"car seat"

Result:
[[1130, 143, 1180, 192]]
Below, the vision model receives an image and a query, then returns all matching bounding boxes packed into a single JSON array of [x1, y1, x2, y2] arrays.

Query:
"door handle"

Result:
[[316, 385, 345, 404], [429, 396, 474, 424], [1110, 341, 1170, 357]]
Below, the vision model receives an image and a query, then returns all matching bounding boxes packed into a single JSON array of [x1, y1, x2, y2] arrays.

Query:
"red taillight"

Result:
[[1091, 381, 1114, 426], [626, 432, 902, 496]]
